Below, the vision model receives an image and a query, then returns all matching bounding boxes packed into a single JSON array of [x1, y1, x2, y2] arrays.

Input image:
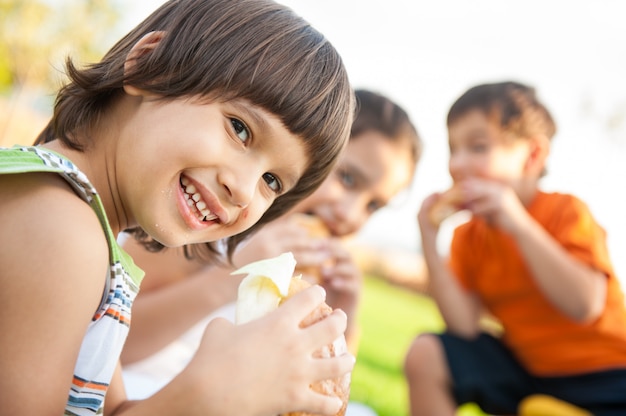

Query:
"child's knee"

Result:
[[404, 333, 444, 381]]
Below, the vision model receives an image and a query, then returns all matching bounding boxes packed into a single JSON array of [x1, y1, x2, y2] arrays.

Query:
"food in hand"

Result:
[[292, 214, 331, 283], [233, 252, 350, 416], [428, 186, 465, 225]]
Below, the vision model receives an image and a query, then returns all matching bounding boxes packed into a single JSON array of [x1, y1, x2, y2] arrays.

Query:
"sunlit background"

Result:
[[2, 0, 626, 281]]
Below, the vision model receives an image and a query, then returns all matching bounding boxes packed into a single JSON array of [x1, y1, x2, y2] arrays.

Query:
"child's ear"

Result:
[[525, 135, 550, 176], [123, 31, 166, 97]]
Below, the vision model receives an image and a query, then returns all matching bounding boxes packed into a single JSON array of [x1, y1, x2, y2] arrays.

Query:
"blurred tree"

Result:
[[0, 0, 123, 145], [0, 0, 122, 93]]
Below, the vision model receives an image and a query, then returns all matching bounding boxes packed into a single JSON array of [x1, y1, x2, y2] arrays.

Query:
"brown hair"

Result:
[[35, 0, 354, 262], [447, 81, 556, 141], [351, 89, 421, 168]]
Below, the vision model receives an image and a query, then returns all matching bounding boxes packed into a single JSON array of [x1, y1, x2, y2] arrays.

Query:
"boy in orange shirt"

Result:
[[405, 81, 626, 415]]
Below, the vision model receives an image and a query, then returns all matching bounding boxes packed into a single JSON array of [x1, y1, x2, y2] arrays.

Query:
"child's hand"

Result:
[[461, 178, 529, 234], [233, 216, 329, 269], [318, 239, 361, 317], [417, 193, 442, 244], [184, 284, 354, 416]]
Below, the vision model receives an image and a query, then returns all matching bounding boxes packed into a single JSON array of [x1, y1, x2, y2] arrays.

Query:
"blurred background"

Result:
[[3, 0, 625, 286], [3, 1, 624, 414]]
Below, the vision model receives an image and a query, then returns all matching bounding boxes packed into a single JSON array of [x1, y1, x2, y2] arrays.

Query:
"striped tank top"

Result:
[[0, 146, 144, 415]]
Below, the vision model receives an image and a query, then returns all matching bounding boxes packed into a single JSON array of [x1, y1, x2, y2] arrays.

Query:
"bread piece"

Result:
[[281, 278, 350, 416], [293, 213, 330, 239], [292, 214, 331, 283], [428, 186, 464, 226]]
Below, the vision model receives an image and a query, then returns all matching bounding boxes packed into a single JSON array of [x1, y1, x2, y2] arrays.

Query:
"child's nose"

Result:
[[449, 151, 467, 177], [333, 198, 366, 235], [220, 170, 256, 209], [225, 185, 251, 208]]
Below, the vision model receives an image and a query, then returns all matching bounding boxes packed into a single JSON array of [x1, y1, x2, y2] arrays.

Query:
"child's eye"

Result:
[[471, 143, 488, 153], [262, 172, 282, 194], [338, 169, 355, 188], [230, 118, 250, 143], [367, 200, 383, 214]]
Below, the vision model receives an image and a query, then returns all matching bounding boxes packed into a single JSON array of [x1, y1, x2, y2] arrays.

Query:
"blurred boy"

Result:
[[405, 81, 626, 415]]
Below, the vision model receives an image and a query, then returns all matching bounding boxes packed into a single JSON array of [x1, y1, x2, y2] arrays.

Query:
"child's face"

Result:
[[294, 130, 414, 237], [447, 109, 532, 187], [119, 96, 308, 247]]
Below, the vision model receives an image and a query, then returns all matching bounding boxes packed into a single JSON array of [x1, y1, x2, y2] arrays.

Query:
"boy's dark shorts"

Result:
[[438, 332, 626, 416]]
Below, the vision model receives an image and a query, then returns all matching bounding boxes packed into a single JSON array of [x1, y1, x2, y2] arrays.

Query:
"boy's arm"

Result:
[[467, 179, 607, 323], [510, 215, 607, 322], [418, 194, 482, 337]]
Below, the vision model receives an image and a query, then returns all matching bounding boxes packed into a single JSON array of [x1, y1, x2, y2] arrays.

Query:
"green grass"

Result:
[[350, 276, 486, 416]]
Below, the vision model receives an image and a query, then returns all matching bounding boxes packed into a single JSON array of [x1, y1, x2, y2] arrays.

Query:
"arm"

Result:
[[465, 179, 607, 322], [417, 193, 482, 338], [319, 239, 362, 354], [512, 216, 607, 322], [2, 175, 353, 415], [125, 212, 363, 373], [0, 173, 110, 414], [106, 287, 354, 416], [120, 238, 240, 364], [122, 213, 332, 364], [233, 216, 364, 352]]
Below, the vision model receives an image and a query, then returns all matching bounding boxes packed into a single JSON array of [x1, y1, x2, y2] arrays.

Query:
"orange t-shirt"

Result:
[[450, 191, 626, 376]]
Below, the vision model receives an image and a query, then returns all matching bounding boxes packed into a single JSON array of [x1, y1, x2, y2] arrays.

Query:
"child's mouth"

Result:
[[181, 176, 218, 222]]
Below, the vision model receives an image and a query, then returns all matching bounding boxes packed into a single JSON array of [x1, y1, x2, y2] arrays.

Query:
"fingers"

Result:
[[290, 345, 354, 415], [295, 247, 332, 268], [292, 389, 345, 416], [311, 347, 355, 377], [418, 193, 438, 215], [278, 284, 328, 320], [321, 260, 361, 292], [279, 291, 349, 351], [306, 308, 348, 343], [307, 351, 354, 415], [418, 194, 443, 239], [310, 396, 344, 416]]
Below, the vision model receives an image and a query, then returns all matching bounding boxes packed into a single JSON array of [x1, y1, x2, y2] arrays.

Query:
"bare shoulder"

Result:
[[0, 171, 109, 271], [0, 172, 110, 412]]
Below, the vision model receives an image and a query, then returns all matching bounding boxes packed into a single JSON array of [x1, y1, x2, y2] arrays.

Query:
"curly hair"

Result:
[[447, 81, 556, 141]]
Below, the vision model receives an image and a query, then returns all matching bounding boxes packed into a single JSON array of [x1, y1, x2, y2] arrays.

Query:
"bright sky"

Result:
[[126, 1, 626, 280]]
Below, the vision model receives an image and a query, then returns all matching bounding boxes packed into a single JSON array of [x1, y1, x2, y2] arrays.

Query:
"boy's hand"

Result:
[[187, 285, 354, 416], [461, 178, 529, 234], [417, 193, 443, 244]]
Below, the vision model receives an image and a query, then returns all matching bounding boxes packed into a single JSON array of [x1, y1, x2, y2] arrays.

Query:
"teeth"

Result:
[[181, 176, 217, 223]]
